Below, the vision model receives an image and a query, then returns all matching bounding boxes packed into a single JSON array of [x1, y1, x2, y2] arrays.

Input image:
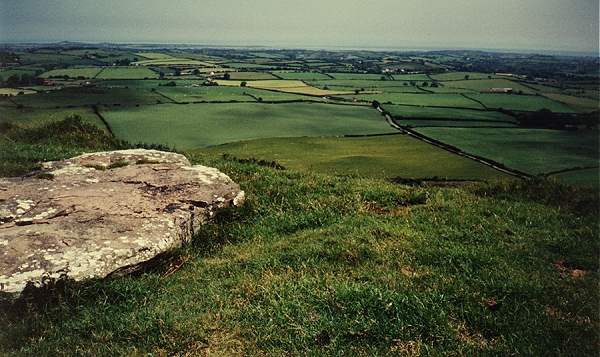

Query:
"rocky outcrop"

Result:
[[0, 149, 244, 297]]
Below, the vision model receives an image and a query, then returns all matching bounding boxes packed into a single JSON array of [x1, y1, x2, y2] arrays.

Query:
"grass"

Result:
[[415, 127, 599, 177], [396, 119, 517, 128], [39, 67, 103, 79], [202, 135, 508, 180], [0, 88, 36, 96], [328, 73, 389, 80], [156, 86, 256, 103], [444, 79, 537, 94], [430, 72, 497, 81], [383, 105, 517, 123], [309, 79, 426, 92], [341, 93, 484, 109], [274, 72, 332, 80], [550, 168, 599, 188], [464, 94, 576, 113], [215, 80, 353, 96], [228, 72, 277, 80], [0, 106, 107, 132], [11, 87, 165, 108], [0, 116, 126, 176], [101, 103, 397, 149], [542, 93, 599, 113], [1, 152, 597, 355], [96, 67, 159, 80]]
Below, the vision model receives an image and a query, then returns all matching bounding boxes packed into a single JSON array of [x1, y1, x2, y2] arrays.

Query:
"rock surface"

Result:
[[0, 149, 244, 297]]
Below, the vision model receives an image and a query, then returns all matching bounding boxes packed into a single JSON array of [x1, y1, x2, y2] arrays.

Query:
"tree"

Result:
[[421, 82, 429, 87], [223, 72, 231, 80], [240, 81, 247, 87], [464, 74, 470, 80]]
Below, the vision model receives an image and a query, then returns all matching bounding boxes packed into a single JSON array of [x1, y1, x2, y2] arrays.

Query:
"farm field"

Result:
[[328, 73, 390, 80], [384, 105, 517, 122], [96, 67, 159, 79], [430, 72, 497, 81], [415, 127, 599, 177], [443, 79, 537, 94], [39, 67, 103, 79], [0, 88, 36, 96], [11, 87, 165, 108], [542, 93, 599, 112], [0, 106, 106, 130], [227, 71, 277, 80], [394, 119, 517, 128], [215, 79, 353, 96], [101, 102, 397, 149], [273, 71, 332, 80], [223, 62, 273, 69], [156, 86, 256, 102], [550, 168, 599, 187], [0, 68, 42, 81], [464, 93, 576, 112], [309, 79, 425, 91], [341, 93, 484, 108], [392, 73, 432, 81], [132, 58, 213, 66], [202, 135, 508, 180]]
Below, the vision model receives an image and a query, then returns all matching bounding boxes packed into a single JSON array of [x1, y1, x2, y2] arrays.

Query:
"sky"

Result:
[[1, 0, 598, 53]]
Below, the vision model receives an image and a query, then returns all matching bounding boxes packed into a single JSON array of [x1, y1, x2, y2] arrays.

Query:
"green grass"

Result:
[[11, 87, 165, 108], [383, 105, 517, 123], [542, 93, 599, 113], [203, 135, 508, 180], [39, 67, 103, 79], [309, 79, 425, 92], [392, 74, 431, 81], [274, 71, 332, 80], [430, 72, 498, 81], [550, 168, 599, 188], [0, 68, 41, 81], [228, 72, 277, 80], [224, 62, 273, 69], [341, 93, 484, 109], [0, 116, 126, 176], [444, 79, 536, 94], [96, 67, 159, 80], [465, 94, 576, 113], [328, 73, 388, 80], [396, 119, 517, 128], [101, 103, 397, 149], [156, 86, 256, 102], [415, 127, 599, 176], [1, 152, 597, 355], [0, 106, 107, 132]]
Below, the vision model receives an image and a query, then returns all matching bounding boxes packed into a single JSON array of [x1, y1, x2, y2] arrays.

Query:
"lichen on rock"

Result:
[[0, 149, 244, 297]]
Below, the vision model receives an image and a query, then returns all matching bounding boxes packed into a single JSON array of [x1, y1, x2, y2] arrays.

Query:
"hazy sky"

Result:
[[1, 0, 598, 53]]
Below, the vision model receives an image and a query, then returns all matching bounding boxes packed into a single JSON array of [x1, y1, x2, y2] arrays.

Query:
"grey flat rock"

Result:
[[0, 149, 244, 297]]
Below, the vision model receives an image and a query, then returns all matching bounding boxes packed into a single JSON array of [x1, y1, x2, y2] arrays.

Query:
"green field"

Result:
[[396, 119, 517, 128], [39, 67, 103, 79], [224, 62, 273, 69], [415, 127, 599, 176], [384, 105, 517, 122], [444, 79, 536, 94], [341, 93, 484, 109], [465, 93, 576, 112], [228, 72, 277, 80], [392, 74, 431, 81], [156, 86, 253, 102], [273, 71, 332, 80], [328, 73, 388, 80], [430, 72, 497, 81], [11, 87, 165, 108], [309, 79, 425, 91], [0, 68, 41, 81], [102, 103, 397, 149], [203, 135, 507, 180], [0, 106, 106, 131], [96, 67, 159, 79], [542, 93, 599, 112], [550, 168, 599, 187]]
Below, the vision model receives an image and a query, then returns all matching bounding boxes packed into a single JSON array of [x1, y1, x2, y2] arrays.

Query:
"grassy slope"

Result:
[[465, 94, 576, 113], [1, 154, 597, 356], [102, 103, 397, 149], [383, 105, 517, 122], [202, 135, 508, 180], [415, 128, 599, 176]]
